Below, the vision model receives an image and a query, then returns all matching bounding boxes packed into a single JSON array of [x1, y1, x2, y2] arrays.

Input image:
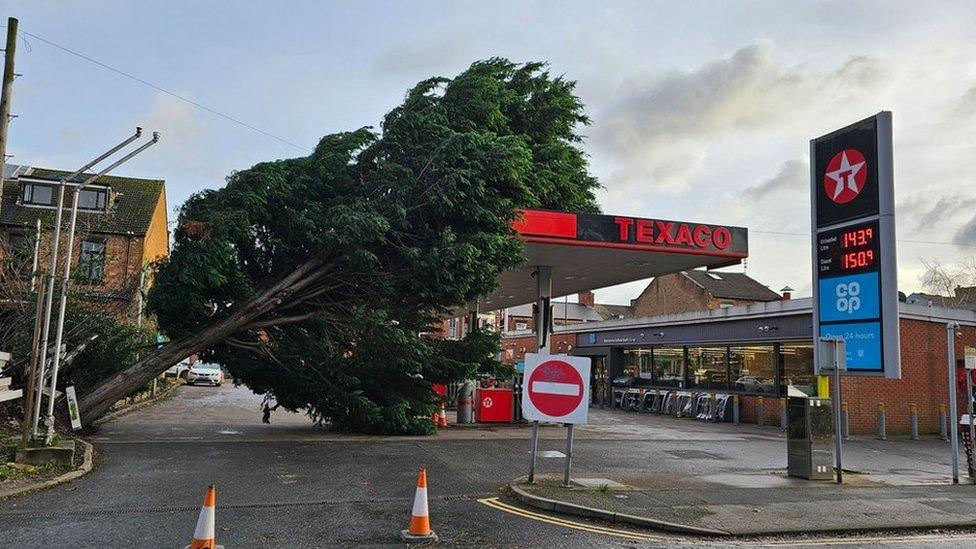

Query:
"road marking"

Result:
[[760, 533, 976, 547], [477, 497, 663, 541]]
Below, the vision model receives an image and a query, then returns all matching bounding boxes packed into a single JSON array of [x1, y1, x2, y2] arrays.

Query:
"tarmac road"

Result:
[[1, 384, 974, 548]]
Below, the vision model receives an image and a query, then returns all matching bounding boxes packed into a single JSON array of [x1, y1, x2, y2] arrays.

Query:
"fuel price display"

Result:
[[817, 220, 880, 277]]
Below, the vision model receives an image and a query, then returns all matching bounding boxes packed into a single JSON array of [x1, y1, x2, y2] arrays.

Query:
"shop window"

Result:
[[77, 239, 106, 282], [622, 349, 653, 380], [781, 344, 816, 396], [652, 347, 685, 388], [730, 345, 776, 394], [688, 346, 728, 390], [21, 182, 55, 206]]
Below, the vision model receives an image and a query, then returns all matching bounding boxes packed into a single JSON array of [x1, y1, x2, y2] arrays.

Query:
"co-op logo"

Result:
[[835, 281, 861, 314]]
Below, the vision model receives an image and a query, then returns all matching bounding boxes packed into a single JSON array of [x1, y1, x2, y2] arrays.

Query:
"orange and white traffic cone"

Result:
[[400, 468, 438, 542], [437, 403, 448, 427], [185, 485, 223, 549]]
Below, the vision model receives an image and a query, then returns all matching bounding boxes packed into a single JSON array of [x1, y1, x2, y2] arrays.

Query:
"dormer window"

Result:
[[78, 187, 108, 211], [21, 182, 55, 206]]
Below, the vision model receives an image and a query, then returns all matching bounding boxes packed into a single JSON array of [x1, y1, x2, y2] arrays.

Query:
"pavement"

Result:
[[1, 384, 976, 547]]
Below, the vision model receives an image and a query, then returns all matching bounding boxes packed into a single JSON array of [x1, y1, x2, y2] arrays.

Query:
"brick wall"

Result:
[[1, 228, 145, 322], [632, 273, 710, 317]]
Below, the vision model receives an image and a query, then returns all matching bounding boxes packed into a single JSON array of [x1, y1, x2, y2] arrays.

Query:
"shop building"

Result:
[[502, 297, 976, 435]]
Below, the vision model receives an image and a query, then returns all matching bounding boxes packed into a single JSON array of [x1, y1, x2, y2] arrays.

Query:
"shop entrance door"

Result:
[[590, 356, 609, 407]]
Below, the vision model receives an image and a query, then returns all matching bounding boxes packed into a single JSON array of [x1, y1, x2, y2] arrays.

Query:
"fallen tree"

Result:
[[78, 59, 600, 430]]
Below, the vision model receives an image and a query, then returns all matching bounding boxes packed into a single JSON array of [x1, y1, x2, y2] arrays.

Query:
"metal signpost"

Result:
[[811, 112, 900, 380], [522, 353, 590, 486], [948, 323, 960, 484], [819, 337, 846, 483]]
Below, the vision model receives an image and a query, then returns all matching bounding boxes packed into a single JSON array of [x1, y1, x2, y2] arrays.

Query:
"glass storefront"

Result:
[[622, 349, 653, 381], [781, 343, 816, 396], [652, 347, 685, 388], [613, 341, 815, 396], [688, 346, 728, 390], [730, 345, 777, 394]]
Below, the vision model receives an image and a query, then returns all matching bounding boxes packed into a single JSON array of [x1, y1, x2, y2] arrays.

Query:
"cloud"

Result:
[[954, 215, 976, 247], [916, 195, 976, 230], [744, 159, 807, 198], [143, 93, 205, 142], [372, 32, 480, 76], [591, 42, 886, 192]]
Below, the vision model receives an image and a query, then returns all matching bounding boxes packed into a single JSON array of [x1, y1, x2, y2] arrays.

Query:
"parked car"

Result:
[[185, 363, 223, 387], [164, 361, 190, 379]]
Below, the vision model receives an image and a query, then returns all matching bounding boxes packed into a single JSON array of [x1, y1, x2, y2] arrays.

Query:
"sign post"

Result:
[[948, 323, 960, 484], [522, 353, 590, 486], [819, 337, 846, 484], [811, 112, 899, 380]]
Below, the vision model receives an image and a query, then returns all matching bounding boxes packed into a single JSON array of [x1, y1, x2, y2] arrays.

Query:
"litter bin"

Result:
[[475, 388, 513, 423], [787, 395, 834, 480]]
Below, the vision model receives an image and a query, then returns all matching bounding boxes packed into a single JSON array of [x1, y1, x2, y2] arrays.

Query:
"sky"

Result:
[[4, 1, 976, 305]]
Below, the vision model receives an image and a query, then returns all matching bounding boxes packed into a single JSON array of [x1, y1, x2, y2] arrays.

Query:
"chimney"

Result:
[[578, 290, 595, 308], [780, 286, 794, 301]]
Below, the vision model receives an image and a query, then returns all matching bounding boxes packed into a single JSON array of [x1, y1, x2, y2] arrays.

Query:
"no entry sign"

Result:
[[522, 353, 590, 424]]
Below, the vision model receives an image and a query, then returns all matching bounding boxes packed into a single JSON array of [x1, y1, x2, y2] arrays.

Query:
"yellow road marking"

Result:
[[477, 497, 660, 541]]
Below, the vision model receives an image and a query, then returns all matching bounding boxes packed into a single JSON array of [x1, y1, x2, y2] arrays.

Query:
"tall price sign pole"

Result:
[[811, 112, 899, 379], [811, 113, 900, 482]]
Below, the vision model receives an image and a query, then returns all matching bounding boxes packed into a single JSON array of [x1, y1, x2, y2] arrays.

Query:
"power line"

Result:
[[17, 28, 309, 153], [751, 230, 976, 249]]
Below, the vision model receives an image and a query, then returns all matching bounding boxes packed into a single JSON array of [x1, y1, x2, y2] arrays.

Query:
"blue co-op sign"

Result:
[[811, 112, 900, 378]]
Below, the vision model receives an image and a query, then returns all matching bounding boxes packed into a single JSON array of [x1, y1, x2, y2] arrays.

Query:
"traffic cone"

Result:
[[185, 485, 224, 549], [400, 468, 438, 542], [437, 402, 448, 427]]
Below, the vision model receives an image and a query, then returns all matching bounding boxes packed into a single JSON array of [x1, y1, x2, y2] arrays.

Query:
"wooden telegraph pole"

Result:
[[0, 17, 18, 220]]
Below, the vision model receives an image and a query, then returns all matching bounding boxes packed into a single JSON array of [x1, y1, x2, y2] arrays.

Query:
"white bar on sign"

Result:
[[532, 381, 580, 397]]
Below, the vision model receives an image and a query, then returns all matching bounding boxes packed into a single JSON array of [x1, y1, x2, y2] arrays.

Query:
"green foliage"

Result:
[[148, 58, 598, 434], [0, 300, 145, 399]]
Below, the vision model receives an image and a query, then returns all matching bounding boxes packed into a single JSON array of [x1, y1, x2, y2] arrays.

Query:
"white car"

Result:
[[185, 363, 223, 387], [164, 361, 190, 379]]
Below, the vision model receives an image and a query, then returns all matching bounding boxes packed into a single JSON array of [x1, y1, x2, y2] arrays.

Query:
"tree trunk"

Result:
[[78, 255, 328, 425]]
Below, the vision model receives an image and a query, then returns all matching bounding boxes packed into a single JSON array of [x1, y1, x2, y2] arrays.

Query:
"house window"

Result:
[[78, 188, 108, 211], [78, 239, 106, 282], [21, 183, 55, 206]]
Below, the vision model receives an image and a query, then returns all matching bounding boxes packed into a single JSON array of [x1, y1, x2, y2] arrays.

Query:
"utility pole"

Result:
[[0, 17, 18, 220]]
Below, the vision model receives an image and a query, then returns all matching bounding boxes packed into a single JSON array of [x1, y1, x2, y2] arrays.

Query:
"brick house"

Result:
[[630, 270, 782, 317], [0, 166, 169, 322]]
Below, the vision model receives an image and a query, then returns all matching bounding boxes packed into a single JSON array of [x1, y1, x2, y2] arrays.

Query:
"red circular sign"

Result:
[[527, 360, 585, 417], [823, 149, 867, 204]]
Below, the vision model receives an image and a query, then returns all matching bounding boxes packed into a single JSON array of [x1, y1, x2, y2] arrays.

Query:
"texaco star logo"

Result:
[[823, 149, 867, 204]]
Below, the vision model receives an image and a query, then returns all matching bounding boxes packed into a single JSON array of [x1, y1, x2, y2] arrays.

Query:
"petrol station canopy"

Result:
[[473, 209, 749, 311]]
